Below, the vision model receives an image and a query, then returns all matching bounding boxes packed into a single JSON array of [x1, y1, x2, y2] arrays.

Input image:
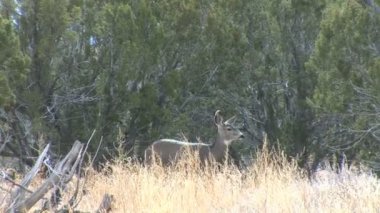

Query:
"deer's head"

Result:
[[214, 110, 244, 145]]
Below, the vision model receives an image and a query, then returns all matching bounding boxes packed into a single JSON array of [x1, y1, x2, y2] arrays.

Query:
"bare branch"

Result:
[[8, 141, 84, 212], [10, 144, 50, 206]]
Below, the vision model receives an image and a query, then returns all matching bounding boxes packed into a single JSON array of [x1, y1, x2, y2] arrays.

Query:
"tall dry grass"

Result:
[[2, 143, 380, 212], [74, 145, 380, 213]]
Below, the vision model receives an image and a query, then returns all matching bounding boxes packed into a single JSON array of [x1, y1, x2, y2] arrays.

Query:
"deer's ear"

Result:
[[214, 110, 223, 125], [225, 116, 236, 125]]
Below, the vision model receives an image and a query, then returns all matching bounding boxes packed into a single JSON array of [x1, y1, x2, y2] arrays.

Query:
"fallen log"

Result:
[[7, 141, 84, 212]]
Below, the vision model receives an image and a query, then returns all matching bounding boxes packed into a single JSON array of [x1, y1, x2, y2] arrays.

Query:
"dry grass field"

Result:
[[2, 146, 380, 212], [74, 147, 380, 213]]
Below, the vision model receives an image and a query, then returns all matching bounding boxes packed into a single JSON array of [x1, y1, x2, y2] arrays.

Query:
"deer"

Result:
[[144, 110, 244, 166]]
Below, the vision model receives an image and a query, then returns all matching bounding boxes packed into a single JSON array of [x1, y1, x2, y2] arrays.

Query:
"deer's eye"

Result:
[[227, 127, 232, 131]]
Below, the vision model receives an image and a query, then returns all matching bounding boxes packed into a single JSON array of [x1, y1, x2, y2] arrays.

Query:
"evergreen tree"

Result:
[[307, 0, 380, 169]]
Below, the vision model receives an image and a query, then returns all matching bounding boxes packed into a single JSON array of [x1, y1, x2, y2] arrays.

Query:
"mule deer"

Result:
[[144, 110, 244, 165]]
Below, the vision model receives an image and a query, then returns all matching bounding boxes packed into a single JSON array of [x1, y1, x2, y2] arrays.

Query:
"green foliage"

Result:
[[307, 0, 380, 167], [0, 16, 29, 108], [0, 74, 14, 107], [1, 0, 380, 171]]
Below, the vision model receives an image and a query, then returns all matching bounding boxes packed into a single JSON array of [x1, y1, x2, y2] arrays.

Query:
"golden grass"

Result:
[[2, 145, 380, 212], [73, 147, 380, 213]]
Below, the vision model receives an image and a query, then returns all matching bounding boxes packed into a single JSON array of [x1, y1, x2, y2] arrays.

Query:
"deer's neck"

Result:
[[210, 134, 228, 161]]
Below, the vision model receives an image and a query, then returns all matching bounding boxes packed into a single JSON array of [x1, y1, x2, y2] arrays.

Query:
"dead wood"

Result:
[[96, 193, 114, 213], [9, 143, 50, 207], [7, 140, 84, 213]]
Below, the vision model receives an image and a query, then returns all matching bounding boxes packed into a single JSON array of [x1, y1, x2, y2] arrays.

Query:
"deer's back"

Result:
[[145, 139, 211, 165]]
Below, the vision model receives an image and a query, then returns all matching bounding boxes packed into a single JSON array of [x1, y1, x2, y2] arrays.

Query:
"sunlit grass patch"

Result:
[[73, 144, 380, 212], [2, 143, 379, 212]]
